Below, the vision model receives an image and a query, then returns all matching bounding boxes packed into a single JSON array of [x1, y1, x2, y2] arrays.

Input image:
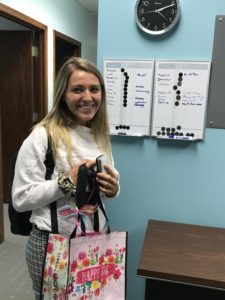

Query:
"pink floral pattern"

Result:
[[42, 234, 69, 299], [42, 232, 127, 299]]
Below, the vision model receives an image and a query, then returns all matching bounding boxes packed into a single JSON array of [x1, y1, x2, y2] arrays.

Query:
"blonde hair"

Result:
[[35, 57, 111, 166]]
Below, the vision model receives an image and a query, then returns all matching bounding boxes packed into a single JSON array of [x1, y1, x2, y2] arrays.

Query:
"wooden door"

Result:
[[0, 102, 3, 242], [0, 31, 33, 204]]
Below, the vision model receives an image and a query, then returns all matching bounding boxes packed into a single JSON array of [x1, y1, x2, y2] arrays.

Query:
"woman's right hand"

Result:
[[69, 159, 95, 185]]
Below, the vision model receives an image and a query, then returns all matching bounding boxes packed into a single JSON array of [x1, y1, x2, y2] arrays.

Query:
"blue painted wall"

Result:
[[97, 0, 225, 299]]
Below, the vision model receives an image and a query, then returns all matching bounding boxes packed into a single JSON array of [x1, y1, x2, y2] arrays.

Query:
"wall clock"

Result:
[[135, 0, 181, 36]]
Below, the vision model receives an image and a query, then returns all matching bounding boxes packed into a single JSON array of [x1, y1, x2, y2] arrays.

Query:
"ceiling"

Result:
[[76, 0, 98, 13]]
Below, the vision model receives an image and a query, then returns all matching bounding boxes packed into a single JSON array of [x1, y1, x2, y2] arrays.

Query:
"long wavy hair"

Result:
[[35, 57, 111, 166]]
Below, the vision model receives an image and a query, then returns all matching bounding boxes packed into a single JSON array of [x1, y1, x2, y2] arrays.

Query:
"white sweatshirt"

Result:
[[12, 125, 119, 236]]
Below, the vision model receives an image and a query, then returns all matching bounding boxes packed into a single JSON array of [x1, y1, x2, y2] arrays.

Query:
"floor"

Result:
[[0, 204, 33, 300]]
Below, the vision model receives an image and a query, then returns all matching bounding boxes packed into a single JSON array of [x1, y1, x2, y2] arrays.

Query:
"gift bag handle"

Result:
[[50, 163, 111, 236], [76, 163, 111, 234]]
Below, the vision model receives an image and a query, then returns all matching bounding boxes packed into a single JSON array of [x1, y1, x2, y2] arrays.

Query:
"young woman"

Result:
[[12, 57, 120, 299]]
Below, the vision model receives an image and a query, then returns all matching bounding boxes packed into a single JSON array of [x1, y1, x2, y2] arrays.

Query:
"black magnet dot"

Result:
[[119, 125, 123, 129], [124, 72, 128, 76], [121, 68, 125, 72], [115, 126, 119, 130], [178, 82, 182, 86], [175, 101, 179, 106], [161, 127, 165, 131], [166, 127, 170, 132], [176, 95, 181, 100], [162, 132, 166, 136], [176, 90, 181, 94], [171, 128, 175, 132], [173, 85, 177, 90], [177, 125, 181, 130], [157, 131, 161, 135], [127, 126, 130, 130], [178, 77, 183, 82], [179, 73, 183, 77]]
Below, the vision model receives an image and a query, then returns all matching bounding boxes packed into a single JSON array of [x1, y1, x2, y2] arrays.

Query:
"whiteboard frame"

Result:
[[104, 59, 155, 137], [151, 59, 211, 141]]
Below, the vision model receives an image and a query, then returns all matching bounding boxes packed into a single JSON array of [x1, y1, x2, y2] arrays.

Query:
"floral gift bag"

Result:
[[41, 231, 127, 300], [67, 231, 127, 300], [42, 234, 70, 299]]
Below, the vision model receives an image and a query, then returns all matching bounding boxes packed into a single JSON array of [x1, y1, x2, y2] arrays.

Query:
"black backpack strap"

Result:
[[44, 137, 55, 180], [44, 136, 58, 234], [50, 202, 58, 233]]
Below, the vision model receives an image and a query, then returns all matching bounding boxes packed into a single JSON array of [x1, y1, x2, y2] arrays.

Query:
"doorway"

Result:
[[54, 30, 81, 77], [0, 3, 48, 242]]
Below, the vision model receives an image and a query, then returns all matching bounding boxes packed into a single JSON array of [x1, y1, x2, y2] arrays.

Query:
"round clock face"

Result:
[[135, 0, 181, 35]]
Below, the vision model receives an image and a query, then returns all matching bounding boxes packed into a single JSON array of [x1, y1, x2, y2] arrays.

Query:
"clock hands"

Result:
[[142, 9, 157, 14], [157, 11, 168, 20], [142, 10, 169, 20], [142, 2, 175, 14], [156, 3, 176, 20], [157, 3, 175, 12]]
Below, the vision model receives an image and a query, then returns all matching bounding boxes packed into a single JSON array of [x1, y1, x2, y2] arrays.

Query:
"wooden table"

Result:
[[137, 220, 225, 299]]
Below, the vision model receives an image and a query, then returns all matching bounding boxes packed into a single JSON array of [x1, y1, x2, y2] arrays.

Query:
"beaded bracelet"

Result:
[[58, 171, 77, 198]]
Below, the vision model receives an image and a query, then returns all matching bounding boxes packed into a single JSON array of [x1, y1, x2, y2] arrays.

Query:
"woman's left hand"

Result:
[[96, 165, 119, 197]]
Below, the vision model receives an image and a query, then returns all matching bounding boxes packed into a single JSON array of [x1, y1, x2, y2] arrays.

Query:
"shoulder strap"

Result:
[[44, 136, 58, 234], [44, 137, 55, 180]]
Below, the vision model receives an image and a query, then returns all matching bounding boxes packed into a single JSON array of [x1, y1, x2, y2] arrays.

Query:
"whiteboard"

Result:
[[104, 59, 155, 136], [151, 60, 211, 141]]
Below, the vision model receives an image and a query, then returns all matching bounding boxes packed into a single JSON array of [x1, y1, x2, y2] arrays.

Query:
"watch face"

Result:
[[135, 0, 180, 35]]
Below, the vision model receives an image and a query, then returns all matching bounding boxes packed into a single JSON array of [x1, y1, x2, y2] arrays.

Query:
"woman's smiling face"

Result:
[[65, 69, 102, 125]]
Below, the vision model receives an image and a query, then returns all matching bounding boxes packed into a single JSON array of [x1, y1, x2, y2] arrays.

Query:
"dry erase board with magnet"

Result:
[[104, 59, 155, 136], [151, 60, 211, 141]]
